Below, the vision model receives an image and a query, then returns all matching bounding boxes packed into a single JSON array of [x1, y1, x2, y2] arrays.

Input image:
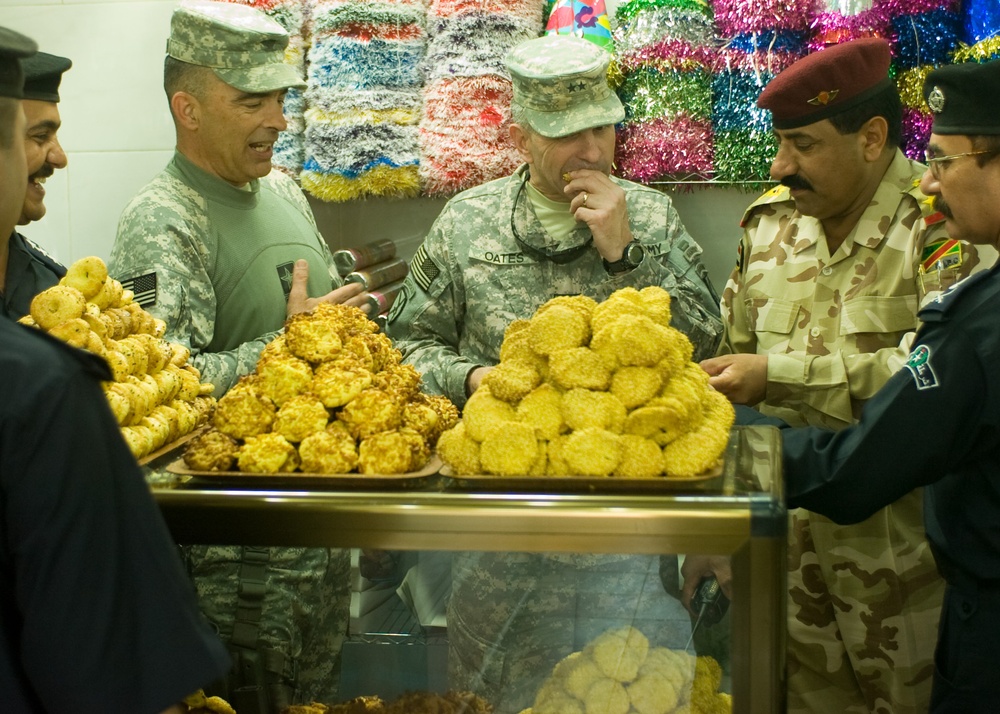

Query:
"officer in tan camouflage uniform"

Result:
[[689, 39, 997, 714], [108, 2, 366, 710], [387, 34, 722, 714]]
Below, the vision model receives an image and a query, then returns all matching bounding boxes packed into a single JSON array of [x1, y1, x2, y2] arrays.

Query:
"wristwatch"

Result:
[[603, 241, 645, 275]]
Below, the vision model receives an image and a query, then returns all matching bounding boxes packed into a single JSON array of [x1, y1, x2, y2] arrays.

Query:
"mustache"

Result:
[[780, 174, 813, 191], [933, 196, 953, 219], [29, 163, 55, 183]]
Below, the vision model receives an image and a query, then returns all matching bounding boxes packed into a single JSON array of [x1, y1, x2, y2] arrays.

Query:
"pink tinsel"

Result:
[[809, 10, 890, 50], [713, 0, 820, 36], [615, 116, 714, 183], [901, 107, 933, 161], [617, 40, 717, 73]]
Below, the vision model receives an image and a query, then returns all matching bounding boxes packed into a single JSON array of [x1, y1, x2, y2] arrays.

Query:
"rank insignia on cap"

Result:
[[807, 89, 839, 106], [927, 86, 945, 114]]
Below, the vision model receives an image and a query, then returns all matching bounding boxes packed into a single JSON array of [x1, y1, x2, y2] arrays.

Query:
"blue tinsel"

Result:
[[961, 0, 1000, 44], [724, 30, 810, 54], [308, 36, 426, 91], [712, 71, 775, 133], [891, 8, 961, 70]]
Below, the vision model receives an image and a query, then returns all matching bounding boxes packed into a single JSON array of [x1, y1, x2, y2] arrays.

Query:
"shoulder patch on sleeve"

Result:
[[410, 244, 440, 293], [120, 272, 158, 308], [904, 344, 939, 390]]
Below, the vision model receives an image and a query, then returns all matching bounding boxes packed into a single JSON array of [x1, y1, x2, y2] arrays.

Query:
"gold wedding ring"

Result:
[[581, 192, 589, 207]]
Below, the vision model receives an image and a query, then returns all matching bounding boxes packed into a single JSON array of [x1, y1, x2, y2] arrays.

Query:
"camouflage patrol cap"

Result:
[[758, 38, 893, 130], [167, 0, 305, 93], [924, 59, 1000, 135], [0, 26, 37, 99], [506, 34, 624, 139]]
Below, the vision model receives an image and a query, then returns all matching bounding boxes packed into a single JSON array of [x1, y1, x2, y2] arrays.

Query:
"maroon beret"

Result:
[[758, 38, 893, 130]]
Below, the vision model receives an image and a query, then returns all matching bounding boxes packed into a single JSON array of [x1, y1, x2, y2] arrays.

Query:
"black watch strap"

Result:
[[603, 241, 645, 275]]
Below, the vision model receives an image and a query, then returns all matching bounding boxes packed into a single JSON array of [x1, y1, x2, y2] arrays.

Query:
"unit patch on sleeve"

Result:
[[410, 244, 440, 293], [277, 261, 295, 299], [904, 344, 939, 390], [119, 272, 158, 308]]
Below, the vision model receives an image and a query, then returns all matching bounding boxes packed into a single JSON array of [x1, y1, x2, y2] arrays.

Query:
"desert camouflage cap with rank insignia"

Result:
[[924, 59, 1000, 136], [0, 26, 37, 99], [167, 0, 305, 93], [506, 34, 624, 139]]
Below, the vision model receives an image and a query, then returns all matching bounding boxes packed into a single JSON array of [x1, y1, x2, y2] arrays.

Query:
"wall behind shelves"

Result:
[[1, 0, 751, 294]]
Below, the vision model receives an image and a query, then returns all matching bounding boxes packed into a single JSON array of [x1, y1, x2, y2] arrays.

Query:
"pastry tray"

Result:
[[165, 454, 441, 489], [441, 461, 724, 493], [138, 425, 208, 467]]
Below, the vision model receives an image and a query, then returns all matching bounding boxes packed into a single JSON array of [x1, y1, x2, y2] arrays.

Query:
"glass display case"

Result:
[[149, 425, 787, 714]]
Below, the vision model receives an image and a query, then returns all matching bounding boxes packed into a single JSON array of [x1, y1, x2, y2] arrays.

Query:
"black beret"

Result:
[[22, 51, 71, 103], [0, 26, 37, 100], [924, 60, 1000, 136], [758, 38, 893, 130]]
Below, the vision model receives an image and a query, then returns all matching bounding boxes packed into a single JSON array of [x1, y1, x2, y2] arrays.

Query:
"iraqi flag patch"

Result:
[[905, 344, 939, 390]]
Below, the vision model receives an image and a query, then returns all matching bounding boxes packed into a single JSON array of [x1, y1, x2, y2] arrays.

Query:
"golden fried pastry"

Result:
[[359, 331, 399, 373], [461, 384, 517, 442], [483, 358, 542, 403], [298, 428, 358, 474], [587, 626, 649, 682], [285, 311, 344, 363], [583, 679, 630, 714], [548, 347, 611, 391], [150, 403, 182, 443], [169, 342, 191, 366], [177, 366, 202, 402], [121, 424, 155, 459], [320, 694, 385, 714], [237, 433, 299, 473], [339, 388, 403, 439], [213, 379, 276, 439], [119, 335, 150, 376], [516, 383, 565, 441], [61, 255, 108, 299], [435, 421, 481, 475], [273, 394, 330, 443], [614, 435, 665, 478], [479, 421, 538, 476], [527, 302, 590, 355], [424, 393, 459, 436], [401, 398, 440, 442], [30, 284, 87, 330], [546, 434, 570, 476], [257, 354, 313, 406], [499, 320, 547, 373], [561, 389, 626, 433], [563, 653, 605, 701], [341, 334, 375, 372], [534, 294, 597, 325], [103, 383, 131, 425], [610, 366, 662, 410], [592, 315, 672, 369], [89, 276, 124, 311], [312, 358, 372, 408], [662, 389, 734, 477], [397, 427, 431, 472], [562, 427, 621, 477], [259, 334, 293, 364], [357, 431, 414, 474], [154, 365, 182, 402], [369, 362, 422, 401], [47, 317, 91, 348], [589, 288, 646, 337]]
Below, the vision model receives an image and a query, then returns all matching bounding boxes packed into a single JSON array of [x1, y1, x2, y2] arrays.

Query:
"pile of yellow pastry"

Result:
[[437, 286, 734, 479], [184, 302, 458, 474], [520, 626, 731, 714], [20, 256, 214, 459]]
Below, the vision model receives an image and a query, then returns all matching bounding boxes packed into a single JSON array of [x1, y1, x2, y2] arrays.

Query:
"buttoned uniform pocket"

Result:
[[746, 297, 799, 335]]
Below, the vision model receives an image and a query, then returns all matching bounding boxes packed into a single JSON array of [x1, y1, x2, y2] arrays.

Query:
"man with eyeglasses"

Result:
[[691, 38, 996, 714], [769, 56, 1000, 712], [387, 34, 721, 409], [386, 34, 722, 714]]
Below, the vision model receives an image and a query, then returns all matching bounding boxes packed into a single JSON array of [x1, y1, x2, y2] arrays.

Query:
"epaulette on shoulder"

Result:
[[907, 178, 946, 226], [740, 184, 791, 227]]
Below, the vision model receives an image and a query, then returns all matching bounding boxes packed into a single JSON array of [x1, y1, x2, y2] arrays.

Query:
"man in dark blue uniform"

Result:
[[779, 57, 1000, 712], [0, 27, 231, 713], [0, 49, 70, 320]]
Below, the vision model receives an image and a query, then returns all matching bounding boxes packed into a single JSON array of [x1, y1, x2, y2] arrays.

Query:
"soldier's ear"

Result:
[[861, 115, 889, 162], [170, 91, 201, 132]]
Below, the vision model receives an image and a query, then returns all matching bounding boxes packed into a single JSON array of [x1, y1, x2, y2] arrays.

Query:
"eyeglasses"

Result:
[[924, 149, 991, 180]]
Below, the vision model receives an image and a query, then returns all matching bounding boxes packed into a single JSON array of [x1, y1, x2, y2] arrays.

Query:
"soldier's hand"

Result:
[[680, 555, 733, 612], [286, 259, 368, 317], [466, 366, 492, 397], [700, 353, 768, 406], [564, 169, 633, 264]]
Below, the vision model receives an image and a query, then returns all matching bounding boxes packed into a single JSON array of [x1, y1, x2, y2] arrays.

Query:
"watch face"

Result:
[[625, 241, 645, 266]]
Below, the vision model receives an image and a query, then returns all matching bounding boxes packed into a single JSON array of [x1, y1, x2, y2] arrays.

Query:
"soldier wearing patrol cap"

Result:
[[691, 37, 996, 714], [769, 56, 1000, 712], [1, 50, 73, 322], [387, 33, 722, 714], [109, 2, 367, 711]]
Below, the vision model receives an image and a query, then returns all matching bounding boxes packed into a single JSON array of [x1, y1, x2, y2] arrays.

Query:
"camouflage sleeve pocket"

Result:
[[840, 295, 918, 336]]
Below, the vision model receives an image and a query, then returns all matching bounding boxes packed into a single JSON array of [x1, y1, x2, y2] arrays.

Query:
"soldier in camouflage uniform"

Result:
[[387, 35, 722, 714], [108, 3, 366, 711], [688, 39, 998, 714]]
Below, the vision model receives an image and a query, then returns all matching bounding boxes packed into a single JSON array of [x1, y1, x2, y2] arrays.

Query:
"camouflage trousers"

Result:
[[183, 545, 351, 709], [786, 488, 944, 714], [447, 552, 691, 714]]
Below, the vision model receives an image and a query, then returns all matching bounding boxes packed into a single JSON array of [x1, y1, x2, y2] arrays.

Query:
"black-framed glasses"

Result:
[[510, 172, 593, 264], [924, 149, 991, 180]]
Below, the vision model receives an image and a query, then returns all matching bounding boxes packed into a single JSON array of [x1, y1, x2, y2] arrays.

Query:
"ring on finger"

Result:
[[581, 192, 589, 207]]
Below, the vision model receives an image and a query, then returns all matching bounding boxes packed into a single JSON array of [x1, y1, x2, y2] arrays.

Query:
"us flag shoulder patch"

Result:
[[120, 272, 157, 308], [410, 244, 440, 293]]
